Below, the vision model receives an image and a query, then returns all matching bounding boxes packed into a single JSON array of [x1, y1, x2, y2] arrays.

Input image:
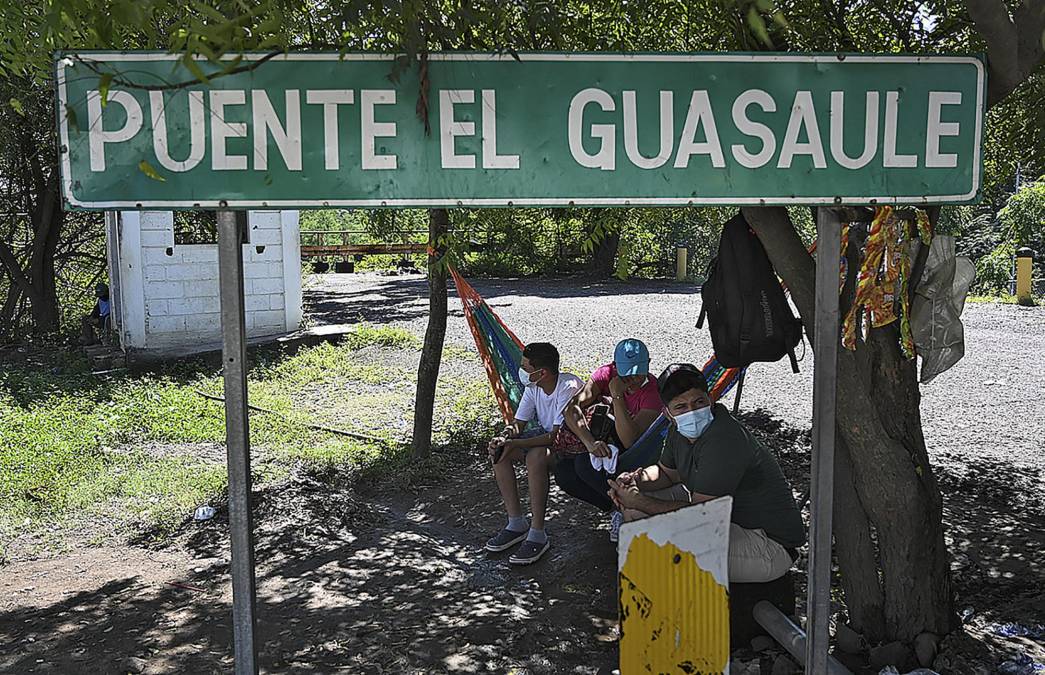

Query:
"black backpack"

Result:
[[697, 212, 804, 373]]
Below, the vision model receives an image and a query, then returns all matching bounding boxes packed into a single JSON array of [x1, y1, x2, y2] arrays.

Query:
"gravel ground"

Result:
[[306, 271, 1045, 474]]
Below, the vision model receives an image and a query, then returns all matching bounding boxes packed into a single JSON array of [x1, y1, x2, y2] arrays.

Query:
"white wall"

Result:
[[114, 210, 302, 356]]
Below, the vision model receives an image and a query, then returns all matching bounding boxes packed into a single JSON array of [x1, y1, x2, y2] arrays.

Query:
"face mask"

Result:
[[518, 367, 541, 386], [674, 406, 713, 440]]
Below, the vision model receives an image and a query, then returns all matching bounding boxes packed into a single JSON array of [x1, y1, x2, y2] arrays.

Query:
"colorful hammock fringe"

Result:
[[450, 267, 527, 424], [450, 265, 744, 425]]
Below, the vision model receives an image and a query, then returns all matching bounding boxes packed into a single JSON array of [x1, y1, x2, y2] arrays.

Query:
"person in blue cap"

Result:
[[555, 338, 663, 542]]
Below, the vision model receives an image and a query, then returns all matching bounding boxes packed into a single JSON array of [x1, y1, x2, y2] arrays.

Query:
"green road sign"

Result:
[[56, 52, 986, 209]]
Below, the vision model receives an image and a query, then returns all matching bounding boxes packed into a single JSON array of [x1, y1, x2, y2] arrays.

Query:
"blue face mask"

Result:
[[518, 367, 541, 386], [674, 406, 713, 440]]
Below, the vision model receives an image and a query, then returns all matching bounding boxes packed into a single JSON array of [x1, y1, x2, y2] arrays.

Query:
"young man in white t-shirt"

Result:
[[486, 342, 583, 565]]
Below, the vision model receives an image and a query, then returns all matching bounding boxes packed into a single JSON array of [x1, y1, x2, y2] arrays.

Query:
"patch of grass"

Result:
[[0, 326, 499, 552], [442, 344, 479, 362], [344, 323, 420, 351], [967, 293, 1040, 305], [70, 454, 230, 533]]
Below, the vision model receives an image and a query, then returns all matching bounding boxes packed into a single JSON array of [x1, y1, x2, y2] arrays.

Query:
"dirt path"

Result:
[[0, 458, 621, 674]]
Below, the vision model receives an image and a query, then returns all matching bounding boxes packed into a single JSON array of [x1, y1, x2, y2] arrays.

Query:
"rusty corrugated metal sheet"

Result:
[[618, 497, 732, 674]]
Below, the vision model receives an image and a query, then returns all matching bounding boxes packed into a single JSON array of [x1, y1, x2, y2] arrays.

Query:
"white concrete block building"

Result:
[[104, 210, 303, 359]]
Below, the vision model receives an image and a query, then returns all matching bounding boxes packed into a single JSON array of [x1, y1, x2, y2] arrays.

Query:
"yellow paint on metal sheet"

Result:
[[619, 533, 729, 674]]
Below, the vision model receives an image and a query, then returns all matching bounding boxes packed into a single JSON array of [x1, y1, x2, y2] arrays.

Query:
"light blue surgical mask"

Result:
[[518, 367, 540, 386], [674, 406, 713, 440]]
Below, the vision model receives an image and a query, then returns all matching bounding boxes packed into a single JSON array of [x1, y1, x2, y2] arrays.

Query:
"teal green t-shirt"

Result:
[[660, 404, 805, 548]]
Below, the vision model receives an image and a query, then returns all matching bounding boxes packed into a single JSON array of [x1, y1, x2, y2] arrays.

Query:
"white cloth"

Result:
[[589, 444, 620, 473], [515, 372, 583, 432]]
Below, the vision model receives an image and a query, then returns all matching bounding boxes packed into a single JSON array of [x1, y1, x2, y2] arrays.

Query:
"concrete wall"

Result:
[[114, 210, 302, 356]]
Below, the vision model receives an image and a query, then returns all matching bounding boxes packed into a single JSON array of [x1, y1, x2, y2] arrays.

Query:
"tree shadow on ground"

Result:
[[1, 449, 620, 674], [303, 273, 701, 328], [3, 409, 1043, 674]]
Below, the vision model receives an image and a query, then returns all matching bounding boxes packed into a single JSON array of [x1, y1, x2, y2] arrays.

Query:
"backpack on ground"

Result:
[[697, 212, 804, 374]]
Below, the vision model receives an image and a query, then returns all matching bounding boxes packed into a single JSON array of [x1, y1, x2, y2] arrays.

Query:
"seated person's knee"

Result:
[[525, 447, 551, 469]]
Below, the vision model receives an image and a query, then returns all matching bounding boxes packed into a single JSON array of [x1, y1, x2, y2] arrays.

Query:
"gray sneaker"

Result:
[[509, 539, 550, 565], [485, 528, 527, 552]]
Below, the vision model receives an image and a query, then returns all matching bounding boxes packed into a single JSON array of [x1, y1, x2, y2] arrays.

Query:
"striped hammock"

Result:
[[449, 266, 745, 428]]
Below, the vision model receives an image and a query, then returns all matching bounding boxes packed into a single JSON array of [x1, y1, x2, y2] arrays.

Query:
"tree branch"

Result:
[[73, 50, 285, 92], [740, 207, 815, 322], [965, 0, 1045, 105], [0, 242, 36, 300]]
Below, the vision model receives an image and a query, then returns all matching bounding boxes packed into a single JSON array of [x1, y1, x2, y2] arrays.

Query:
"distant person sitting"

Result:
[[486, 342, 583, 565], [607, 363, 805, 583], [554, 338, 663, 542], [81, 283, 111, 345]]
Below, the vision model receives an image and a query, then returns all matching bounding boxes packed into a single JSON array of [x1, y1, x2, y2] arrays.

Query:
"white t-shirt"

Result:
[[515, 372, 584, 433]]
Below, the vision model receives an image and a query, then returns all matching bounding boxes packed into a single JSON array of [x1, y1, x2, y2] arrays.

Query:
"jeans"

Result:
[[553, 438, 663, 513]]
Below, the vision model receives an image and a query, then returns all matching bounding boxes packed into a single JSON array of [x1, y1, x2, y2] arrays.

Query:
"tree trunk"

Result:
[[587, 230, 621, 278], [411, 208, 450, 458], [0, 154, 63, 335], [742, 206, 954, 642]]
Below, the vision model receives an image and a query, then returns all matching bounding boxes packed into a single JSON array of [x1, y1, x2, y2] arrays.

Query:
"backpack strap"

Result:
[[696, 303, 707, 329], [731, 370, 746, 413], [787, 347, 800, 374]]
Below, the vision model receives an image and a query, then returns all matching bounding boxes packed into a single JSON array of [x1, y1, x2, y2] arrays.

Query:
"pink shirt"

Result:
[[590, 363, 663, 417]]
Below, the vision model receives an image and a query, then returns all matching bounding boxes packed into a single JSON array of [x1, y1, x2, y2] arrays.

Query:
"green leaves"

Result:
[[746, 5, 771, 47], [138, 160, 167, 182], [8, 97, 24, 115], [180, 53, 211, 85], [97, 72, 112, 106]]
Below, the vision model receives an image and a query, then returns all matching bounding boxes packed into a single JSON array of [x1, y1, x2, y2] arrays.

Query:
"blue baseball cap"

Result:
[[614, 339, 650, 377]]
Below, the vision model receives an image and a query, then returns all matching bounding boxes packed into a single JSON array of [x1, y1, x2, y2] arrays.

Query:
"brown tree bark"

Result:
[[0, 132, 64, 334], [742, 206, 954, 642], [964, 0, 1045, 105], [587, 230, 621, 278], [411, 208, 450, 458]]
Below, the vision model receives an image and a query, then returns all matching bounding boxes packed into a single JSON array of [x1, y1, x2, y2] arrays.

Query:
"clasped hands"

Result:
[[607, 469, 642, 509]]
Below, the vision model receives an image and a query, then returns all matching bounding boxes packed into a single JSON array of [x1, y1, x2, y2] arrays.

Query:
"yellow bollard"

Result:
[[1016, 247, 1036, 306], [676, 246, 688, 281]]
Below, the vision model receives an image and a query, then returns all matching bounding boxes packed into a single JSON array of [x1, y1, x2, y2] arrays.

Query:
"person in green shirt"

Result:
[[606, 363, 805, 583]]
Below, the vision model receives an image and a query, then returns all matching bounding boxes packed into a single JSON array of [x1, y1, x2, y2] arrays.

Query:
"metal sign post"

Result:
[[216, 209, 259, 675], [805, 208, 842, 674]]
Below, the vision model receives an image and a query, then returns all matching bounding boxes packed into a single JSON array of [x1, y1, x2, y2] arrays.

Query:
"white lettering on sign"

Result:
[[481, 89, 519, 170], [440, 89, 476, 169], [623, 90, 674, 170], [149, 91, 205, 172], [360, 90, 397, 170], [569, 88, 616, 171], [730, 89, 777, 169], [76, 83, 972, 184], [883, 91, 917, 168], [305, 90, 355, 171], [778, 91, 826, 169], [674, 91, 725, 169], [830, 91, 879, 170], [926, 92, 961, 168], [87, 90, 143, 172], [252, 90, 302, 171], [210, 90, 248, 171]]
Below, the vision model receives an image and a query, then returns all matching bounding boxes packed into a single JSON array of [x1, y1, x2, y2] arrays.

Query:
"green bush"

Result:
[[974, 243, 1015, 294]]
